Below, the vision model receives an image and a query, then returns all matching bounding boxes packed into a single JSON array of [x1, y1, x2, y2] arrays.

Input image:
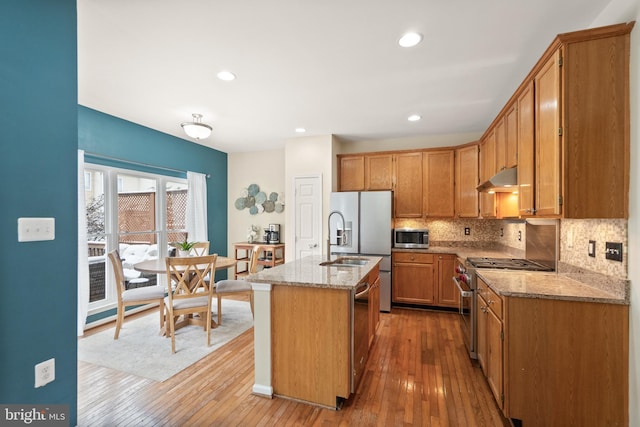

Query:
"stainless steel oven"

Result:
[[453, 257, 476, 358]]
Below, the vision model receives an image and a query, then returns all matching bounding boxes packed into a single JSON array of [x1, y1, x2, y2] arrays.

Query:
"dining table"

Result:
[[133, 255, 237, 333], [133, 255, 237, 274]]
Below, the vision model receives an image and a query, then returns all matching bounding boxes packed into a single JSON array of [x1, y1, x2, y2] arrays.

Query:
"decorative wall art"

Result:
[[235, 183, 285, 215]]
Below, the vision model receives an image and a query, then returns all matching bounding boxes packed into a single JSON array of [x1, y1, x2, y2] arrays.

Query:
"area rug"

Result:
[[78, 300, 253, 382]]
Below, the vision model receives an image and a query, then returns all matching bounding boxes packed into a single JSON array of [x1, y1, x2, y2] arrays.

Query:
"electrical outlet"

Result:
[[605, 242, 623, 262], [588, 240, 596, 257], [500, 228, 504, 237], [35, 358, 55, 388], [464, 227, 470, 236], [518, 230, 522, 241]]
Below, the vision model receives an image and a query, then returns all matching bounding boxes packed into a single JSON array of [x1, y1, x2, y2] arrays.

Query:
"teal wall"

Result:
[[0, 0, 79, 424]]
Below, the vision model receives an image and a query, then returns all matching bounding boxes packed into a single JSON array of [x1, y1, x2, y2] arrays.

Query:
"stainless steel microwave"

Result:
[[393, 228, 429, 249]]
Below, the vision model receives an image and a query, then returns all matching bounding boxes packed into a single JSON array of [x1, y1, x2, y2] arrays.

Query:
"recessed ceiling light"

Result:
[[408, 114, 421, 122], [217, 70, 236, 81], [295, 127, 306, 133], [398, 32, 423, 48]]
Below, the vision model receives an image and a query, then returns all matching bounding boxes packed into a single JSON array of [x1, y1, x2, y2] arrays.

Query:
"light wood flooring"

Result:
[[78, 301, 510, 426]]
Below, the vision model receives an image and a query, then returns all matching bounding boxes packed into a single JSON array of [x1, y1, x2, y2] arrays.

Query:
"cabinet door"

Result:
[[504, 103, 518, 169], [394, 152, 423, 218], [423, 150, 455, 217], [339, 155, 365, 191], [365, 154, 393, 190], [392, 262, 435, 305], [455, 144, 479, 218], [494, 117, 507, 172], [436, 254, 458, 307], [535, 50, 562, 216], [476, 294, 487, 372], [486, 308, 503, 409], [517, 80, 535, 216], [479, 132, 497, 218]]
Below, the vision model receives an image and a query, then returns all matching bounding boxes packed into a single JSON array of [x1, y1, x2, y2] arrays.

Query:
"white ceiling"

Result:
[[78, 0, 618, 154]]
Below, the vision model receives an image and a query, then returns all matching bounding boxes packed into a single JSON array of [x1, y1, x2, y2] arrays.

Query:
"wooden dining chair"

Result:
[[190, 241, 210, 256], [107, 250, 166, 340], [213, 246, 262, 325], [164, 254, 218, 353]]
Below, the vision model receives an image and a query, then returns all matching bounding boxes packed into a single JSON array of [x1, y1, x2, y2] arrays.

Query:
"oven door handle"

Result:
[[452, 277, 473, 298]]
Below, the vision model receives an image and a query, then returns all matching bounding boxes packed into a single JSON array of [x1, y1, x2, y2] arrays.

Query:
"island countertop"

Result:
[[246, 254, 382, 290]]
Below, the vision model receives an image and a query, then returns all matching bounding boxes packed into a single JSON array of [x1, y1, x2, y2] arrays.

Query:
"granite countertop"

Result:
[[393, 244, 629, 305], [246, 254, 382, 290], [476, 269, 627, 305]]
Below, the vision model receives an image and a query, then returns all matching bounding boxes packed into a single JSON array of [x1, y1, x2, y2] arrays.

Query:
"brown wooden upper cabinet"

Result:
[[532, 23, 632, 218], [338, 155, 365, 191], [503, 102, 518, 170], [394, 152, 423, 218], [365, 153, 393, 190], [455, 144, 479, 218], [423, 150, 455, 217], [479, 131, 496, 218], [517, 81, 535, 217]]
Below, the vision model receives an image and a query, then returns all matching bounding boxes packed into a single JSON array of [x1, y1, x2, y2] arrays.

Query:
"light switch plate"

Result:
[[18, 217, 55, 242]]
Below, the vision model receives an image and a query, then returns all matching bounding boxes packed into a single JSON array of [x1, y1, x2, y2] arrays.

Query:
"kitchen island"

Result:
[[246, 254, 382, 409]]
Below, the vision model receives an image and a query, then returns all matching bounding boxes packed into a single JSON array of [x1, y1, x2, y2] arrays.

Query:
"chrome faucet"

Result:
[[327, 210, 346, 258]]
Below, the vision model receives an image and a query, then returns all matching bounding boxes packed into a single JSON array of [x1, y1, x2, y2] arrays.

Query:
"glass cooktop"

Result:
[[467, 257, 553, 271]]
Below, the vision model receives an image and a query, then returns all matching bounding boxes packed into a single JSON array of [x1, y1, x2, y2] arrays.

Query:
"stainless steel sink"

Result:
[[319, 257, 369, 267]]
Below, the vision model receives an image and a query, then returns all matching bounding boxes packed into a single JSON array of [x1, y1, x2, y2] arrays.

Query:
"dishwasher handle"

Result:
[[452, 276, 473, 298], [355, 282, 371, 299]]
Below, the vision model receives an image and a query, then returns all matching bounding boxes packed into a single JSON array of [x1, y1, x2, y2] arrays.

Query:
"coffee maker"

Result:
[[267, 224, 280, 244]]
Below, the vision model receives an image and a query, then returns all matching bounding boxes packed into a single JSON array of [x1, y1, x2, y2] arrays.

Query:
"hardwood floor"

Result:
[[78, 304, 510, 426]]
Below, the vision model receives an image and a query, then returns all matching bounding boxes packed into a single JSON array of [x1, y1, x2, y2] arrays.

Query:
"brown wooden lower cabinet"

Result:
[[477, 277, 629, 426], [392, 252, 458, 308]]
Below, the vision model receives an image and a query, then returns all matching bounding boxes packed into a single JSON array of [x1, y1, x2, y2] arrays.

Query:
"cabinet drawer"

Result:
[[393, 252, 434, 264], [478, 278, 503, 319]]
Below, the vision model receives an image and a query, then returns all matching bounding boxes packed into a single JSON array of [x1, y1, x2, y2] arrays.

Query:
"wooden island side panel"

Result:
[[271, 285, 351, 408]]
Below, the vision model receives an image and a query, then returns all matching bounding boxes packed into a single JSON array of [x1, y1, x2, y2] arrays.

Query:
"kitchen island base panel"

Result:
[[271, 285, 351, 409]]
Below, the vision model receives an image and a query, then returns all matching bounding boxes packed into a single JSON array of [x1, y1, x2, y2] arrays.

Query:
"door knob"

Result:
[[308, 243, 318, 249]]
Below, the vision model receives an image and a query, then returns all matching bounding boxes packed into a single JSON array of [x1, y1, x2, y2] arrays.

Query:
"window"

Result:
[[84, 164, 187, 314]]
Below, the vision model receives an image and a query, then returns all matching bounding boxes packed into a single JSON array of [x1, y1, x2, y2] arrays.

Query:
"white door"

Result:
[[293, 175, 322, 260]]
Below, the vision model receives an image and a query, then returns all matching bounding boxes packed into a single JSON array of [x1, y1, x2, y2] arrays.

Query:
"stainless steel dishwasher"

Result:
[[352, 281, 370, 392]]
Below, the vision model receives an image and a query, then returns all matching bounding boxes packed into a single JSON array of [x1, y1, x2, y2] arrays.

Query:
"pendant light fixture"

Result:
[[181, 113, 212, 140]]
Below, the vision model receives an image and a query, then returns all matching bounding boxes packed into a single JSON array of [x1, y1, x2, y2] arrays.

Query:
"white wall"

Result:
[[227, 149, 286, 257], [284, 134, 335, 261]]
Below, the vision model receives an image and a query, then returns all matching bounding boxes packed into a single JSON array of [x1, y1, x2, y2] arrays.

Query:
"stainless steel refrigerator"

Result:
[[329, 191, 393, 312]]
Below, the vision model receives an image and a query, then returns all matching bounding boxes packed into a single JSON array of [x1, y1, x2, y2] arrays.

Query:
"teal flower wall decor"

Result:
[[235, 183, 285, 215]]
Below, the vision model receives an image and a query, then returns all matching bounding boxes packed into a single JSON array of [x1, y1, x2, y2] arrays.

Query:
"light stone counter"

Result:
[[476, 269, 628, 305], [246, 254, 382, 289]]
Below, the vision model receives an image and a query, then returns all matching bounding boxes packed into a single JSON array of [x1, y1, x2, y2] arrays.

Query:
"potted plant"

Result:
[[174, 240, 197, 257]]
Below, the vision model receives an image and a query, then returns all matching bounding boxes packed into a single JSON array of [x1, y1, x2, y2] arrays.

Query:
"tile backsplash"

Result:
[[394, 217, 627, 279], [560, 219, 627, 279]]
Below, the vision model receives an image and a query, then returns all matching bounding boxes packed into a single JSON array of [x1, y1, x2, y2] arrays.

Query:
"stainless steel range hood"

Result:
[[476, 167, 518, 192]]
